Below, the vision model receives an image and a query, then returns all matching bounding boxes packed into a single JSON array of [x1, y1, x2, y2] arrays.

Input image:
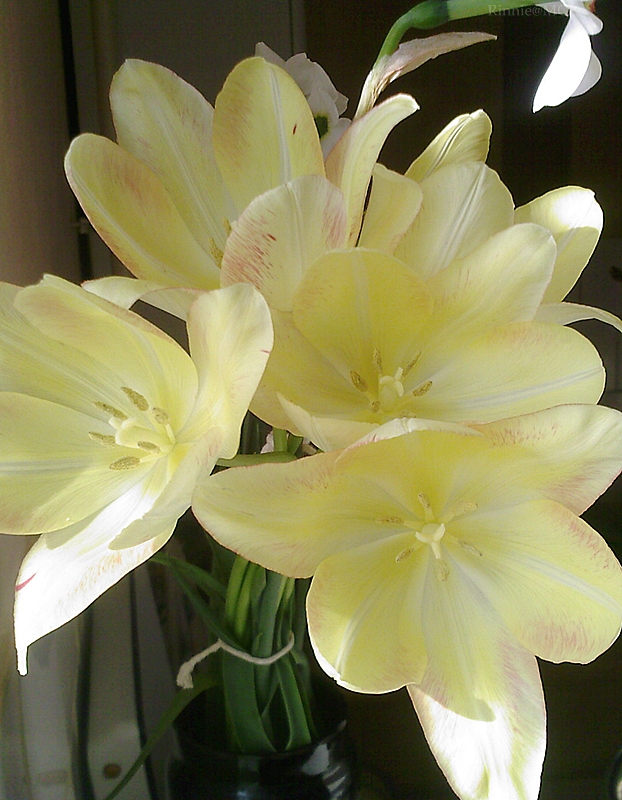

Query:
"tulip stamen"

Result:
[[350, 371, 369, 392], [94, 401, 127, 421], [411, 380, 432, 397], [122, 386, 149, 411], [109, 456, 141, 471]]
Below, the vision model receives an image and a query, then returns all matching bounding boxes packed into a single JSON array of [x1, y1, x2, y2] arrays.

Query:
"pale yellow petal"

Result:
[[65, 134, 220, 288], [514, 187, 603, 302], [16, 277, 198, 430], [357, 164, 422, 254], [278, 395, 376, 452], [536, 301, 622, 333], [0, 392, 153, 533], [426, 223, 556, 336], [221, 175, 347, 312], [454, 499, 622, 664], [406, 110, 492, 183], [414, 322, 604, 423], [472, 404, 622, 514], [325, 94, 418, 244], [293, 249, 433, 395], [14, 482, 174, 674], [182, 284, 273, 456], [308, 535, 428, 692], [395, 162, 514, 280], [83, 276, 200, 320], [410, 616, 545, 800], [193, 450, 344, 576], [111, 59, 235, 254], [213, 57, 324, 215], [112, 428, 224, 548]]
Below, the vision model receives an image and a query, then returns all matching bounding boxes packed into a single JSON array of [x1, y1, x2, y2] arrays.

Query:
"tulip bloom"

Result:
[[0, 277, 272, 674], [65, 56, 416, 301], [194, 405, 622, 800]]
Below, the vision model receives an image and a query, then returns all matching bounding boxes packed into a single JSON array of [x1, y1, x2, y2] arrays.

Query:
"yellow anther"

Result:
[[109, 456, 141, 471], [122, 387, 149, 411], [137, 441, 161, 452], [94, 402, 127, 420], [417, 493, 431, 511], [223, 218, 232, 237], [89, 432, 118, 447], [396, 546, 416, 563], [459, 540, 483, 557], [434, 559, 450, 581], [209, 238, 224, 266], [412, 380, 433, 397], [151, 408, 169, 425], [403, 353, 421, 377], [370, 400, 380, 413], [350, 371, 369, 392], [372, 349, 383, 374], [376, 515, 405, 525]]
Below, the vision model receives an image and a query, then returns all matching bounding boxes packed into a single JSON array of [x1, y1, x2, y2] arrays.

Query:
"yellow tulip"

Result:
[[65, 56, 416, 305], [0, 276, 272, 674], [251, 233, 603, 448], [193, 404, 622, 800]]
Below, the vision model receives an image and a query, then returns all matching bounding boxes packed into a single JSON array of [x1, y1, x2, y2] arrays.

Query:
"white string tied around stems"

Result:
[[176, 632, 296, 690]]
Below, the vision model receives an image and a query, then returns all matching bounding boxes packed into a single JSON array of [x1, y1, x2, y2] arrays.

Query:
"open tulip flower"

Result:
[[249, 216, 603, 450], [64, 54, 416, 304], [0, 276, 272, 674], [194, 405, 622, 800]]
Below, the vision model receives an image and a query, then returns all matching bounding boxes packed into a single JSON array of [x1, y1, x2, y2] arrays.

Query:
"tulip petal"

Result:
[[65, 135, 220, 289], [308, 535, 428, 692], [415, 321, 603, 422], [15, 276, 198, 431], [83, 276, 200, 320], [111, 59, 235, 255], [278, 395, 376, 452], [410, 612, 545, 800], [0, 393, 153, 534], [473, 404, 622, 514], [358, 164, 422, 254], [193, 449, 344, 576], [426, 223, 555, 335], [111, 428, 224, 549], [406, 110, 492, 183], [325, 94, 418, 244], [514, 187, 603, 302], [571, 49, 602, 97], [453, 498, 622, 664], [182, 284, 273, 456], [536, 301, 622, 333], [0, 283, 135, 416], [213, 57, 324, 215], [293, 249, 433, 395], [395, 162, 514, 280], [221, 175, 348, 312], [13, 480, 175, 675]]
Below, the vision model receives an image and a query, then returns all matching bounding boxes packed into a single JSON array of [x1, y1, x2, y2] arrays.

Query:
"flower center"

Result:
[[380, 493, 480, 582], [91, 387, 177, 471], [349, 348, 433, 418]]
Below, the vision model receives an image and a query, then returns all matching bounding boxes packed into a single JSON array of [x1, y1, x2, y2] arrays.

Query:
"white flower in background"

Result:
[[255, 42, 350, 155], [534, 1, 602, 111]]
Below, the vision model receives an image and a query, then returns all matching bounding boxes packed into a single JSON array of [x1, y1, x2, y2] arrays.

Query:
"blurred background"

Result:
[[0, 1, 621, 798]]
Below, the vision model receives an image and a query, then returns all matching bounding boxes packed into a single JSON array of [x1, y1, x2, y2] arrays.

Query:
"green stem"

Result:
[[377, 0, 540, 60], [217, 451, 297, 467]]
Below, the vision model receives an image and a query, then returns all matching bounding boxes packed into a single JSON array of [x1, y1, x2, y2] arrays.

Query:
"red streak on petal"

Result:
[[15, 573, 36, 592]]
